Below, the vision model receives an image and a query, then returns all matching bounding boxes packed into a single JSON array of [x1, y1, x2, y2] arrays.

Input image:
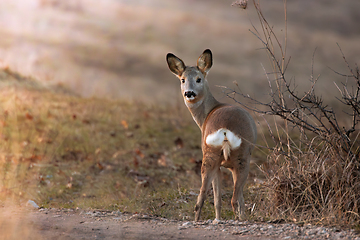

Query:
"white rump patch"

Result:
[[205, 128, 242, 149]]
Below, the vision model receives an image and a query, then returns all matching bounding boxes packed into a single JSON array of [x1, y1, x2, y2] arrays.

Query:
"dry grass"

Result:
[[1, 64, 359, 230], [249, 134, 360, 226], [231, 0, 360, 228], [0, 67, 241, 221]]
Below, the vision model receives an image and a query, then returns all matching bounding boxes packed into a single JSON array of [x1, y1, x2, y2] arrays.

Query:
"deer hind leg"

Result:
[[230, 158, 250, 220], [212, 167, 222, 221], [194, 161, 218, 221]]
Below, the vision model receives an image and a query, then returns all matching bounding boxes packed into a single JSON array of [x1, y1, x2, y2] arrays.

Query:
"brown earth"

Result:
[[0, 207, 269, 240], [1, 207, 358, 240]]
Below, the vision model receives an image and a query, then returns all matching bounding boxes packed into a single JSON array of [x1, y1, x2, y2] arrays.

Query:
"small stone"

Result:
[[335, 232, 344, 239], [182, 221, 192, 227], [27, 200, 39, 209], [306, 229, 318, 235], [213, 218, 222, 225]]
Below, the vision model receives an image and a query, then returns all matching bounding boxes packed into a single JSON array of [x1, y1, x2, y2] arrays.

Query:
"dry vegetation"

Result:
[[0, 67, 248, 221], [1, 0, 360, 235], [227, 0, 360, 227]]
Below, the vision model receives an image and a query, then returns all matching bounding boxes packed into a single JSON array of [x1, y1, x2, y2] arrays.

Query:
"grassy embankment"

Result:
[[0, 67, 257, 220]]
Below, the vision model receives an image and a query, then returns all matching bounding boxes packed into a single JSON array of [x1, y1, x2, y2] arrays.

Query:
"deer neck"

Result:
[[185, 86, 221, 130]]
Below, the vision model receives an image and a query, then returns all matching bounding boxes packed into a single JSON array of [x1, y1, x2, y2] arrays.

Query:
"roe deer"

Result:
[[166, 49, 257, 221]]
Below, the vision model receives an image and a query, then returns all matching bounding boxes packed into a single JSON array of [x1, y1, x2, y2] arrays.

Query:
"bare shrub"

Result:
[[231, 0, 360, 225]]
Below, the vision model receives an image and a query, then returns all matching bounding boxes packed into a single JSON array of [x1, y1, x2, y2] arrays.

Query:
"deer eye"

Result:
[[196, 77, 201, 83], [181, 79, 185, 83]]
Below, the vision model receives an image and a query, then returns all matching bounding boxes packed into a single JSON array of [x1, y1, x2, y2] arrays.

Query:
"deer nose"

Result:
[[184, 91, 197, 98]]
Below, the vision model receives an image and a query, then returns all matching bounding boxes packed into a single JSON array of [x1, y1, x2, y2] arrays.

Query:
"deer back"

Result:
[[202, 105, 257, 157]]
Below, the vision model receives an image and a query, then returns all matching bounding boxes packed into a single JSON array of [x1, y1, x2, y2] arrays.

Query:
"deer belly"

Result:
[[205, 128, 242, 150]]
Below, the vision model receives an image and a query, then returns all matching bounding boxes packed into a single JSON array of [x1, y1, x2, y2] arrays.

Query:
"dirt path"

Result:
[[1, 207, 359, 240], [1, 208, 265, 240]]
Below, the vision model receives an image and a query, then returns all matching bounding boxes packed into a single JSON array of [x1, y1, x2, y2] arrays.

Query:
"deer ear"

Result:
[[197, 49, 212, 75], [166, 53, 186, 77]]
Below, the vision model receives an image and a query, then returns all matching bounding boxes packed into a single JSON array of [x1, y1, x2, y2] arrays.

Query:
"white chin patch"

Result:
[[206, 128, 242, 149], [187, 96, 195, 101]]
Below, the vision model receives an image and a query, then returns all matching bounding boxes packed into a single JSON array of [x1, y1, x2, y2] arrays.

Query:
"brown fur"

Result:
[[166, 49, 257, 221]]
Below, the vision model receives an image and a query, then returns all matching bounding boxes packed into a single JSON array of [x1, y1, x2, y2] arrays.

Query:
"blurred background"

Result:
[[0, 1, 360, 232], [0, 0, 359, 104]]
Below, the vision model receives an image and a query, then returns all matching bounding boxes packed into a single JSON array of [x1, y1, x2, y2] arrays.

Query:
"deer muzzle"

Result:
[[184, 91, 197, 99]]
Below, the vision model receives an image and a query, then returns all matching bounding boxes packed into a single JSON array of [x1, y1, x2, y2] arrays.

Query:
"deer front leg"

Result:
[[194, 161, 216, 221]]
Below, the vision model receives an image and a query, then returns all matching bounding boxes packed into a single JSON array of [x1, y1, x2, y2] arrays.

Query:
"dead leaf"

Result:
[[143, 111, 150, 119], [174, 137, 184, 149], [39, 175, 45, 183], [66, 183, 72, 189], [112, 151, 123, 159], [57, 169, 66, 176], [133, 148, 145, 168], [121, 120, 128, 129], [25, 113, 33, 120], [189, 157, 196, 163], [95, 148, 101, 155], [134, 149, 145, 159], [96, 162, 104, 170], [133, 156, 139, 169], [127, 170, 150, 187], [140, 143, 150, 149], [157, 154, 167, 167], [24, 155, 42, 163], [37, 137, 53, 144]]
